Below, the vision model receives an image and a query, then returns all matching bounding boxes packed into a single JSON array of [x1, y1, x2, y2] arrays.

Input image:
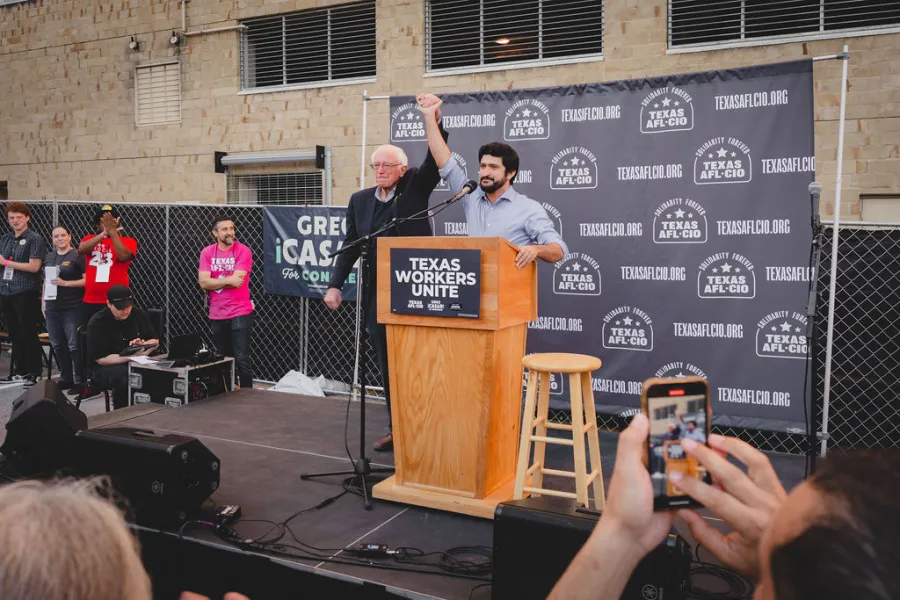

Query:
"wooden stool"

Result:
[[513, 353, 605, 510]]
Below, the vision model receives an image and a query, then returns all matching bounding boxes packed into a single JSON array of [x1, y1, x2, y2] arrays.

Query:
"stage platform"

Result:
[[2, 386, 808, 599]]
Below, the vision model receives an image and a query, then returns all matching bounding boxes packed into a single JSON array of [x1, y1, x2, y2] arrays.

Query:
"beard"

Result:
[[480, 177, 504, 194], [219, 236, 234, 246]]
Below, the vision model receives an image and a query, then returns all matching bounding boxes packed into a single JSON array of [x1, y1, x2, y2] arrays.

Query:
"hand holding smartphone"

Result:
[[641, 376, 712, 510]]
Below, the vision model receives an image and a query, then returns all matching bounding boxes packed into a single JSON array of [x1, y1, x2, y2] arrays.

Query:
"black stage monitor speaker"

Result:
[[0, 379, 87, 474], [493, 497, 691, 600], [72, 427, 220, 526]]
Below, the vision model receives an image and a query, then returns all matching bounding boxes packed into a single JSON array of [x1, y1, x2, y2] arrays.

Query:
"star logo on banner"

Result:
[[674, 101, 680, 106], [654, 103, 659, 108], [731, 152, 736, 157], [622, 316, 634, 326], [688, 213, 694, 218], [666, 213, 672, 219], [572, 262, 583, 272], [571, 157, 581, 166], [616, 320, 621, 325], [795, 327, 802, 333], [771, 326, 777, 332], [635, 321, 642, 327], [720, 263, 733, 273], [735, 267, 741, 273], [521, 108, 532, 118], [708, 153, 714, 158], [674, 208, 685, 218], [676, 372, 685, 377], [716, 148, 729, 158], [712, 267, 718, 273], [780, 322, 793, 332], [661, 97, 671, 107], [405, 112, 415, 120]]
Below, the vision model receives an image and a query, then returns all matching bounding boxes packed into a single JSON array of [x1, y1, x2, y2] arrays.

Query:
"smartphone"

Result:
[[641, 376, 712, 510]]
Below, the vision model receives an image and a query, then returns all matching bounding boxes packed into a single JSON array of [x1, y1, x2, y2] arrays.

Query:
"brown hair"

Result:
[[5, 201, 30, 218], [770, 450, 900, 600]]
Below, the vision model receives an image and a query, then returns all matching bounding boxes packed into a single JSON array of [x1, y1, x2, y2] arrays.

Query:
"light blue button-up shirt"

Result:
[[438, 157, 568, 254]]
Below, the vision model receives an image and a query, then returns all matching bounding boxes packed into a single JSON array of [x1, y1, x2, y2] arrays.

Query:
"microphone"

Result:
[[809, 181, 821, 229], [448, 180, 478, 203]]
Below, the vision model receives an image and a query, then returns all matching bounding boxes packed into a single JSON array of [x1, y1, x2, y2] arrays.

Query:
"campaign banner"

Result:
[[389, 248, 481, 318], [262, 206, 357, 300], [391, 60, 815, 433]]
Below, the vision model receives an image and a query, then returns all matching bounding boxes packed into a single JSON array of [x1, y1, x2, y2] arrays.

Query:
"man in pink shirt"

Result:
[[198, 215, 254, 389]]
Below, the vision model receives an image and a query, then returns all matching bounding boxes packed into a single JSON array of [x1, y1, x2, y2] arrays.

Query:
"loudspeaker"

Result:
[[493, 497, 691, 600], [72, 427, 220, 526], [0, 380, 87, 474]]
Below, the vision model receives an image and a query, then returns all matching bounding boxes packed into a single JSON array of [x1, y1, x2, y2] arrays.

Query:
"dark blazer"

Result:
[[328, 126, 449, 291]]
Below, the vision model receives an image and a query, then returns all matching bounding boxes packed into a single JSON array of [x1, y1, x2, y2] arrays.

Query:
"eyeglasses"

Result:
[[369, 162, 402, 171]]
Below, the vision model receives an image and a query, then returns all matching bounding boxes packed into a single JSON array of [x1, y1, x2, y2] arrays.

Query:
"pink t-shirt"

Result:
[[199, 241, 253, 321]]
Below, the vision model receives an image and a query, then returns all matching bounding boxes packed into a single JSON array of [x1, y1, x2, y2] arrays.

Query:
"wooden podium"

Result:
[[372, 236, 537, 519]]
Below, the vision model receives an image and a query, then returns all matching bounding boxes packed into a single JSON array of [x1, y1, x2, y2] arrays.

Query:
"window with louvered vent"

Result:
[[240, 1, 376, 92], [226, 171, 323, 205], [426, 0, 604, 73], [669, 0, 900, 49], [134, 61, 181, 127]]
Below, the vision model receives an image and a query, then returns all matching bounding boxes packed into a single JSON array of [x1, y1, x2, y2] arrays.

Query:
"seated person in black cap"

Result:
[[86, 284, 158, 409]]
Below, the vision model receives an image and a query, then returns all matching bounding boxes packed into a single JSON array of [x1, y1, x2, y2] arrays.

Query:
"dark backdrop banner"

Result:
[[263, 206, 358, 300], [391, 60, 814, 433]]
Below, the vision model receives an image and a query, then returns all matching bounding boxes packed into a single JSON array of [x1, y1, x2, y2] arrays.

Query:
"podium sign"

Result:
[[389, 248, 482, 319]]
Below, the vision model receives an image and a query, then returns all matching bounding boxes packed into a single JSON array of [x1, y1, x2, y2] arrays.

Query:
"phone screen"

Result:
[[645, 378, 711, 509]]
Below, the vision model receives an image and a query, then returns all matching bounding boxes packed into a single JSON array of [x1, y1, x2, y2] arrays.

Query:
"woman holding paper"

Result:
[[43, 225, 86, 394]]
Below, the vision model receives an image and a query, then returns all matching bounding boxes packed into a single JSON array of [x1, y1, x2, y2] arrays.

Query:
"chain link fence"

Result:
[[814, 223, 900, 454], [3, 201, 898, 455], [1, 201, 382, 394]]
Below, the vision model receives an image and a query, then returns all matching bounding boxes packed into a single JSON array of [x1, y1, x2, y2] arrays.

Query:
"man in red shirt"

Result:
[[78, 205, 138, 326]]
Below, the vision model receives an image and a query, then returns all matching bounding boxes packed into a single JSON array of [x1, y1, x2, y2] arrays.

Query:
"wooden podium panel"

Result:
[[372, 237, 536, 519]]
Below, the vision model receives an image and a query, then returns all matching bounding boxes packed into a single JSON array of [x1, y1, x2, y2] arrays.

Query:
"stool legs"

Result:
[[532, 372, 551, 491], [569, 373, 589, 507], [582, 372, 606, 510], [514, 369, 539, 500]]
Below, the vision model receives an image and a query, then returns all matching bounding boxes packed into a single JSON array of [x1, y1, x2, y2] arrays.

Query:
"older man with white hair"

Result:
[[325, 96, 448, 452]]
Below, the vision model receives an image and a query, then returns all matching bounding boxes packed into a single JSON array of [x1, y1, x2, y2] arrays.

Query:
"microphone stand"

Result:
[[300, 190, 466, 508], [805, 190, 823, 476]]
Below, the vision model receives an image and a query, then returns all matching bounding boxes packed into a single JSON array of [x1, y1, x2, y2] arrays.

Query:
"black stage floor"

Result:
[[81, 389, 807, 599]]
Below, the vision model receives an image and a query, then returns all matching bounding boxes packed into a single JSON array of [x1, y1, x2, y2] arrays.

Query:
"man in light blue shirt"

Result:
[[418, 93, 567, 269]]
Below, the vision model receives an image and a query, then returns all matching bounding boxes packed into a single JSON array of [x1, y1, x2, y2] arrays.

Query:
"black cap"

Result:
[[94, 203, 120, 225], [107, 284, 134, 310]]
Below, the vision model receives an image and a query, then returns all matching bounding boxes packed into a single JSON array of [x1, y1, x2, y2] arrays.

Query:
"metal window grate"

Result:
[[240, 0, 376, 91], [669, 0, 900, 49], [226, 171, 324, 206], [135, 61, 181, 126], [426, 0, 604, 72]]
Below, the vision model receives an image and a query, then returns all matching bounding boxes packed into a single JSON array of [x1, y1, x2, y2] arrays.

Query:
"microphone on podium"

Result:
[[448, 180, 478, 203]]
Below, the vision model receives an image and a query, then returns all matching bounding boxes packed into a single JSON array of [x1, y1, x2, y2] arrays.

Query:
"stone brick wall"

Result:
[[0, 0, 897, 219]]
